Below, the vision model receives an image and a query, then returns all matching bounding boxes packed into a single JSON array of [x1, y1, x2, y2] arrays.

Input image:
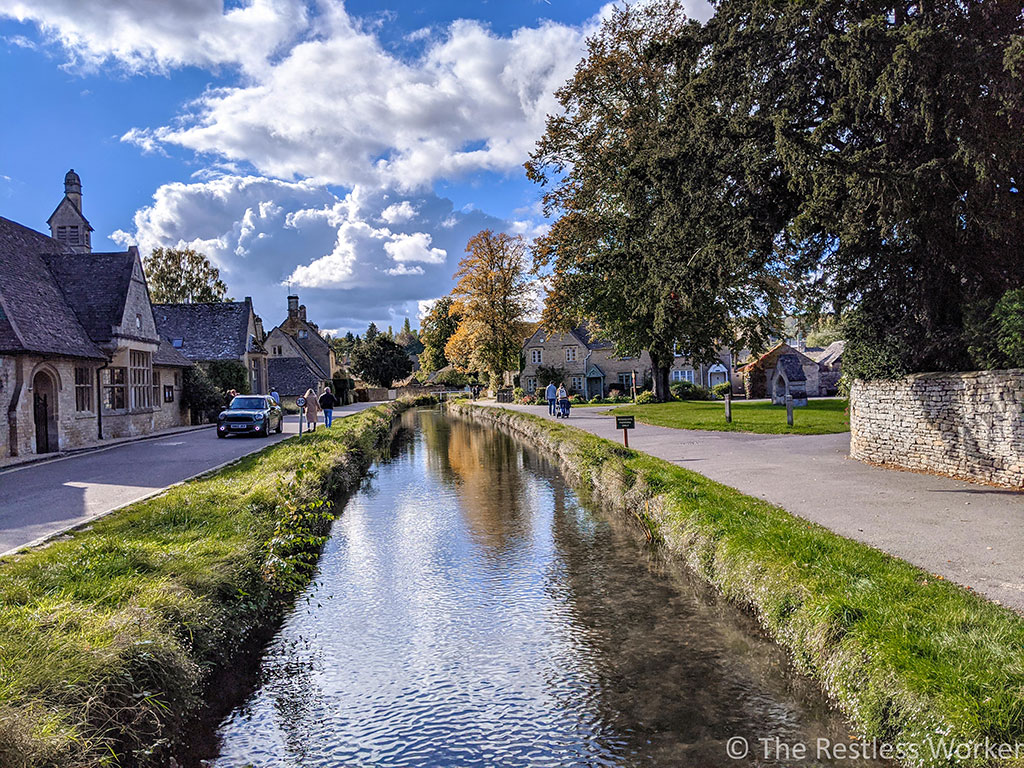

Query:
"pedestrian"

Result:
[[318, 386, 337, 428], [269, 387, 281, 405], [545, 381, 557, 415], [557, 383, 570, 418], [227, 388, 238, 406], [303, 387, 319, 432]]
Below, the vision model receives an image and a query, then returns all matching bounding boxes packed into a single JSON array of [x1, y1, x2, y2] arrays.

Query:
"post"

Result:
[[623, 427, 629, 448], [725, 391, 732, 424], [786, 394, 794, 427]]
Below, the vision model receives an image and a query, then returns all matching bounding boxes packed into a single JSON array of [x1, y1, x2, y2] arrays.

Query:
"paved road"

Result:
[[481, 402, 1024, 613], [0, 403, 378, 555]]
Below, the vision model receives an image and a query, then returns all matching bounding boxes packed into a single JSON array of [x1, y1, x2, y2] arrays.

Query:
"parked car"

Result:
[[216, 395, 284, 438]]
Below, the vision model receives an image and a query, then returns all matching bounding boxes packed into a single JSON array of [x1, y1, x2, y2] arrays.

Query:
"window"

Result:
[[129, 350, 152, 410], [172, 338, 183, 348], [565, 347, 578, 362], [298, 330, 308, 339], [618, 372, 634, 389], [272, 345, 283, 356], [164, 385, 175, 403], [531, 349, 542, 364], [570, 376, 583, 392], [526, 377, 537, 393], [57, 225, 80, 245], [103, 367, 127, 410], [671, 369, 695, 383], [74, 366, 93, 412], [135, 314, 142, 330], [152, 370, 161, 409]]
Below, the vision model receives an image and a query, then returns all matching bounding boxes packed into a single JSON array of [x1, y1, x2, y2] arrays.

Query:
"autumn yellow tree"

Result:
[[445, 230, 533, 390]]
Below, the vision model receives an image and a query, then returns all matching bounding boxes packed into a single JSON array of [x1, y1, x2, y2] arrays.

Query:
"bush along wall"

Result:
[[0, 396, 435, 768], [448, 402, 1024, 768]]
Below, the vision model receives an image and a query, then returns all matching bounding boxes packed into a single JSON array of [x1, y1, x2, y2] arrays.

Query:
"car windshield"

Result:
[[230, 397, 266, 410]]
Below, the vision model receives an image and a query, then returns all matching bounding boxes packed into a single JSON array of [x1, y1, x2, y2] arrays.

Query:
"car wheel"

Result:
[[276, 418, 283, 433], [217, 430, 226, 439]]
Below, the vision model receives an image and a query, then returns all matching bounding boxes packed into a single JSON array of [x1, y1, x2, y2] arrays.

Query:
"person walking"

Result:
[[545, 381, 557, 415], [557, 383, 570, 419], [318, 387, 337, 428], [269, 387, 281, 405], [303, 387, 320, 432]]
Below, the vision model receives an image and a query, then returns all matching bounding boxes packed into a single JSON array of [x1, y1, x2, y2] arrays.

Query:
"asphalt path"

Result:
[[0, 403, 377, 555], [480, 402, 1024, 613]]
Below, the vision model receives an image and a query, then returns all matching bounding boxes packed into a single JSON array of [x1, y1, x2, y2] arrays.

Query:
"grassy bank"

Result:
[[606, 397, 850, 434], [0, 397, 432, 768], [450, 402, 1024, 768]]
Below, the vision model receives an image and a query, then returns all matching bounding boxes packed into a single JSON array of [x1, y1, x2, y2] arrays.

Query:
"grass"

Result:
[[0, 397, 432, 768], [606, 397, 850, 434], [452, 402, 1024, 768]]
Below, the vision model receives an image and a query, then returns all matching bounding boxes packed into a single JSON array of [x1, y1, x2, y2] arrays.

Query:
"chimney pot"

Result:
[[299, 304, 307, 321]]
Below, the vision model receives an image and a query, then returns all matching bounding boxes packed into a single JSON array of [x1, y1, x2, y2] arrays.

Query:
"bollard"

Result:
[[724, 391, 732, 423], [786, 394, 794, 426]]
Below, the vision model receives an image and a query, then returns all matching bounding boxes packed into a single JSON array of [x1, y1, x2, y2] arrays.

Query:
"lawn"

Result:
[[606, 397, 850, 435]]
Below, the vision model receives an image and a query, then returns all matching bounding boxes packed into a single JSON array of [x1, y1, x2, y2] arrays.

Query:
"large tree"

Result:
[[144, 247, 228, 304], [724, 0, 1024, 376], [419, 296, 462, 372], [526, 1, 790, 400], [349, 335, 412, 388], [445, 230, 533, 389]]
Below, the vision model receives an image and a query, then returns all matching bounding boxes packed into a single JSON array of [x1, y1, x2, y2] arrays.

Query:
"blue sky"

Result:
[[0, 0, 712, 334]]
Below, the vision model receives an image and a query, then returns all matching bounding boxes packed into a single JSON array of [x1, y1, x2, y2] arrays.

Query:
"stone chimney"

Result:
[[288, 295, 299, 319], [299, 304, 307, 322]]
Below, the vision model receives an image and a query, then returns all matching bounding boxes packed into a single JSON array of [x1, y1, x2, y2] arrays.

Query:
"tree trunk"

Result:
[[648, 351, 671, 401]]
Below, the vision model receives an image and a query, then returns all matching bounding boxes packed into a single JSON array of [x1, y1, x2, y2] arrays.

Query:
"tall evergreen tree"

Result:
[[419, 296, 461, 372]]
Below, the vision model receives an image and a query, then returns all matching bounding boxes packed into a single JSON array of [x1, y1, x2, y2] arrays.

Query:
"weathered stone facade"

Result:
[[850, 370, 1024, 488]]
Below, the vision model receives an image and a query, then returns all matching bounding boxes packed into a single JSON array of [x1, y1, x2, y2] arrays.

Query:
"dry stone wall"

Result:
[[850, 370, 1024, 487]]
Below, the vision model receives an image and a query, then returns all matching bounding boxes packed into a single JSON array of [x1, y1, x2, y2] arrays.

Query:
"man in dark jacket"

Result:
[[318, 387, 338, 427]]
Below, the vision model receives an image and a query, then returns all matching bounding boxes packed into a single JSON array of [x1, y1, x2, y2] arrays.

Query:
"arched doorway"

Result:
[[32, 371, 58, 454]]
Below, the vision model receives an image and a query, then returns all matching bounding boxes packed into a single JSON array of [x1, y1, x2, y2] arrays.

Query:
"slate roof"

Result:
[[776, 353, 808, 382], [42, 250, 138, 343], [0, 216, 105, 359], [268, 357, 327, 396], [524, 322, 613, 351], [737, 342, 817, 373], [812, 340, 845, 369], [154, 337, 193, 368], [152, 301, 262, 362]]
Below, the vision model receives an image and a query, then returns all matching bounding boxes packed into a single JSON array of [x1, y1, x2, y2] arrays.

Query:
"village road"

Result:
[[480, 402, 1024, 613], [0, 403, 377, 556]]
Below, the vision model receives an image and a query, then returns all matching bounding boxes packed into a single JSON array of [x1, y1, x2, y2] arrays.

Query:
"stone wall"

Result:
[[850, 370, 1024, 488]]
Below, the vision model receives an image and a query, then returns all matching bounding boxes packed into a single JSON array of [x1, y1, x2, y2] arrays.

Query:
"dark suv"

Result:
[[216, 395, 284, 438]]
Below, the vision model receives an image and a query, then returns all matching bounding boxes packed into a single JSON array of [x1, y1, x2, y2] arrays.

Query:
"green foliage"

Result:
[[206, 360, 249, 395], [431, 368, 471, 388], [349, 335, 413, 388], [535, 364, 568, 387], [670, 380, 712, 401], [635, 390, 658, 405], [969, 289, 1024, 370], [144, 247, 228, 304], [512, 387, 525, 402], [180, 365, 221, 422], [711, 382, 732, 399], [419, 296, 461, 373], [841, 310, 911, 381]]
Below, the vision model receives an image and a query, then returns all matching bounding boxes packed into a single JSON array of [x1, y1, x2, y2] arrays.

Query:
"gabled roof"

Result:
[[811, 340, 845, 368], [268, 329, 330, 380], [268, 357, 328, 396], [738, 342, 817, 373], [152, 301, 261, 362], [45, 195, 94, 231], [523, 322, 613, 351], [42, 250, 141, 343], [776, 353, 807, 382], [0, 217, 105, 359]]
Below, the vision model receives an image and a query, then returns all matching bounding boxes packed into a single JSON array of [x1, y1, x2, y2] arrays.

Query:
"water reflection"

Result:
[[205, 408, 884, 768]]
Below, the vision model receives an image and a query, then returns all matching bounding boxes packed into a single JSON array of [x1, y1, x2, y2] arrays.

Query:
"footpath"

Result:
[[479, 401, 1024, 613]]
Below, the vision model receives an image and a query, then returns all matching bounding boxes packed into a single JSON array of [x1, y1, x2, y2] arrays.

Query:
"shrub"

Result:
[[588, 395, 605, 404], [512, 387, 525, 402], [521, 394, 537, 404], [712, 382, 732, 399], [671, 380, 712, 400], [568, 394, 585, 404], [635, 390, 658, 404]]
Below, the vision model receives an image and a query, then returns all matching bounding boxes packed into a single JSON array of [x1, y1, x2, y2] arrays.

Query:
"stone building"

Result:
[[520, 325, 737, 398], [152, 299, 269, 394], [0, 171, 191, 460], [266, 294, 342, 405], [738, 343, 823, 401]]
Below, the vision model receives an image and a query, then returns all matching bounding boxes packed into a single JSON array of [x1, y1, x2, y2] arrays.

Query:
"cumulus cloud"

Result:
[[383, 232, 446, 265], [380, 200, 417, 224]]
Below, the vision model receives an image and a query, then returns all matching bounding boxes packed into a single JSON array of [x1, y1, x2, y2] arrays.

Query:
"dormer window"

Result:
[[171, 338, 183, 348], [298, 330, 308, 339]]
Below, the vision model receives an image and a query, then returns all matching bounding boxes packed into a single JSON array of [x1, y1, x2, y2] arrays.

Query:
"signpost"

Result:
[[296, 397, 306, 435], [724, 391, 732, 424], [616, 414, 635, 447]]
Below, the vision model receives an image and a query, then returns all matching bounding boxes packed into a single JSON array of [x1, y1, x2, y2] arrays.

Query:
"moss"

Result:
[[0, 396, 435, 768], [449, 402, 1024, 768]]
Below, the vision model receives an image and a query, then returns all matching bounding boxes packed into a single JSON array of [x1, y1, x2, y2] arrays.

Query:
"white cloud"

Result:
[[380, 200, 417, 224], [383, 232, 446, 264]]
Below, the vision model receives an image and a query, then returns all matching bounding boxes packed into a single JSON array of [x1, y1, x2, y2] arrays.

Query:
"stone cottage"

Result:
[[520, 324, 738, 398], [266, 294, 339, 404], [152, 299, 269, 394], [0, 171, 191, 460], [738, 342, 823, 401]]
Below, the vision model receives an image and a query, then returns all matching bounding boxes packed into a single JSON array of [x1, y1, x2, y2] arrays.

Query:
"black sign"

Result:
[[615, 415, 635, 430]]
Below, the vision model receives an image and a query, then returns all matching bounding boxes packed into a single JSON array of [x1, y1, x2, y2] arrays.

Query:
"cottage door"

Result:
[[33, 391, 50, 453]]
